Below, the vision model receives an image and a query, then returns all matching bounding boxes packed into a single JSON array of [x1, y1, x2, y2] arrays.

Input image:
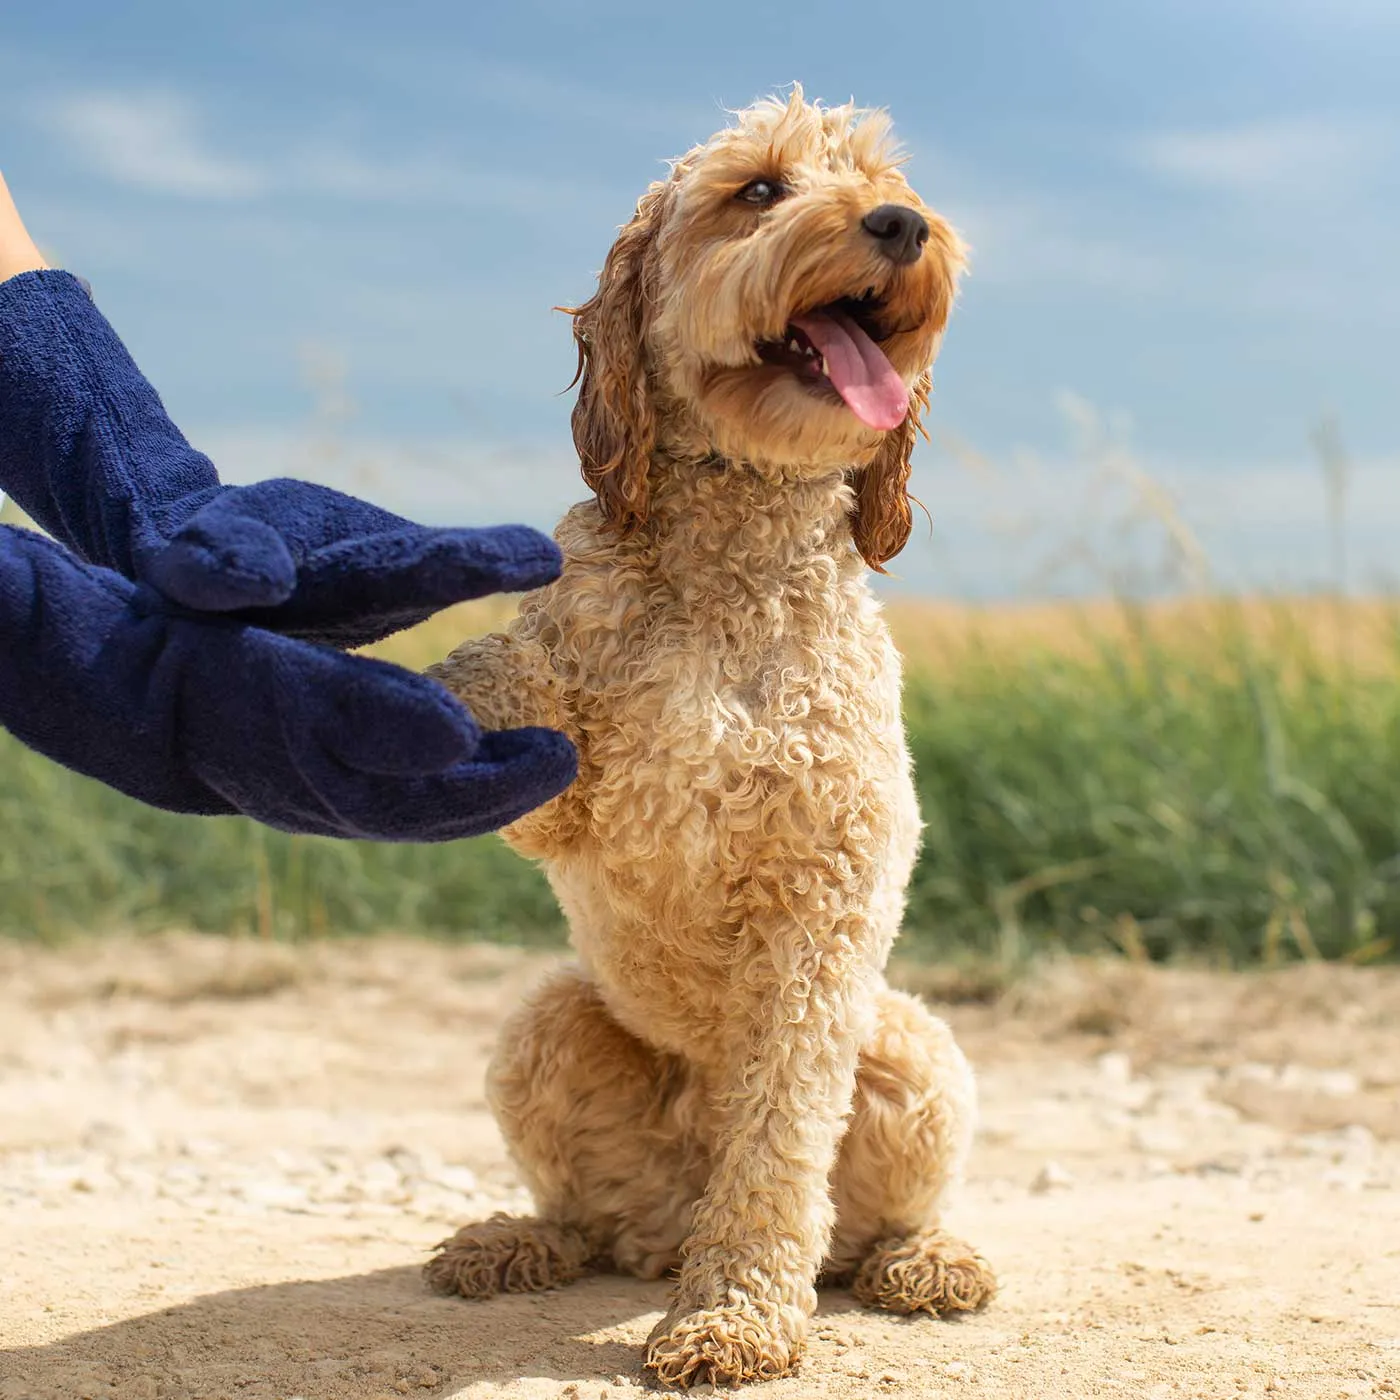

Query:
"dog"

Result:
[[423, 86, 995, 1389]]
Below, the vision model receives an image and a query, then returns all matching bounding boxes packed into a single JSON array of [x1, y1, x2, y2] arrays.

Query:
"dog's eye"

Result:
[[735, 178, 786, 207]]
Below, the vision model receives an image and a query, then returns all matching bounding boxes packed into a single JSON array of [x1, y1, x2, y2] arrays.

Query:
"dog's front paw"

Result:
[[644, 1304, 802, 1389], [424, 1212, 591, 1299]]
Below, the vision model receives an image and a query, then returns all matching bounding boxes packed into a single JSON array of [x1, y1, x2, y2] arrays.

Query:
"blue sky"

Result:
[[2, 0, 1396, 596]]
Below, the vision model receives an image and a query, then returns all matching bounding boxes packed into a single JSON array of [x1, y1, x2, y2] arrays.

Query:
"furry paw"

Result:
[[423, 1212, 591, 1298], [852, 1231, 996, 1316], [644, 1304, 802, 1389]]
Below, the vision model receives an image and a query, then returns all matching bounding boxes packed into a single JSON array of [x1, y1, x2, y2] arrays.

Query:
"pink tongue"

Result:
[[791, 309, 909, 431]]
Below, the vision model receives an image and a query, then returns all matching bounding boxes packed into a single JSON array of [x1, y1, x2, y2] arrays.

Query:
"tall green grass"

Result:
[[900, 599, 1400, 965], [0, 742, 561, 944], [2, 596, 1398, 963]]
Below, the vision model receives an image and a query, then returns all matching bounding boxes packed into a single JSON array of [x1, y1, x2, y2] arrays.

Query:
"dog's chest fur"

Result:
[[508, 473, 921, 1053]]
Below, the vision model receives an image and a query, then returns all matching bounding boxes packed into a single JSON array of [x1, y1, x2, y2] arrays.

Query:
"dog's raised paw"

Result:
[[644, 1304, 801, 1389], [423, 1212, 591, 1298], [851, 1230, 996, 1316]]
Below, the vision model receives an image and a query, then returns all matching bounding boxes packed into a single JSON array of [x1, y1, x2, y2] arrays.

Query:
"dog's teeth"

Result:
[[819, 356, 829, 377]]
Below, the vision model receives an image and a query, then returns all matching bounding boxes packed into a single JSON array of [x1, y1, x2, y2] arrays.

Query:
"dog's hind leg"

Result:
[[823, 986, 996, 1316], [425, 965, 708, 1299]]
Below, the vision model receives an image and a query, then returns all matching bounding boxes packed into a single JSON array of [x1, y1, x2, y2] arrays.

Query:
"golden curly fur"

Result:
[[423, 87, 995, 1389]]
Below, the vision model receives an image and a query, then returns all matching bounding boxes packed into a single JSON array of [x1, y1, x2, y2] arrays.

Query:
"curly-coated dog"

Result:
[[423, 87, 995, 1389]]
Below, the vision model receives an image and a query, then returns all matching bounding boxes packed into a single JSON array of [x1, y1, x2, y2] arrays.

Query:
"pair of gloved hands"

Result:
[[0, 267, 576, 841]]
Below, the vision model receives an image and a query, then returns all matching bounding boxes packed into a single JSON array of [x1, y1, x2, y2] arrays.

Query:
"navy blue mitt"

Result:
[[0, 270, 576, 838], [0, 526, 574, 838]]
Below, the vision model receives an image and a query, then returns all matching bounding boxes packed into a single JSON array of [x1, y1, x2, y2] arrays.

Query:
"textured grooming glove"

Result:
[[0, 268, 578, 836], [0, 270, 563, 648], [0, 524, 576, 839]]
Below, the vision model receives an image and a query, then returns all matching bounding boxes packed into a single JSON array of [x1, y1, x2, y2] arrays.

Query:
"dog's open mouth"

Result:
[[755, 294, 909, 432]]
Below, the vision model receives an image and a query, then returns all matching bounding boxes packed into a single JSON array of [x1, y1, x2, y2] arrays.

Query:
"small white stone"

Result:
[[237, 1179, 309, 1210], [1130, 1124, 1185, 1155], [1279, 1064, 1360, 1097], [383, 1146, 425, 1177], [429, 1164, 480, 1194], [80, 1119, 150, 1152], [1229, 1062, 1278, 1085], [161, 1163, 205, 1186], [1338, 1123, 1376, 1152], [1030, 1161, 1074, 1193]]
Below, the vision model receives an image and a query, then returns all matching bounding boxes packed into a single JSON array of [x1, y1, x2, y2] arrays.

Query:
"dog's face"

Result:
[[567, 88, 965, 568]]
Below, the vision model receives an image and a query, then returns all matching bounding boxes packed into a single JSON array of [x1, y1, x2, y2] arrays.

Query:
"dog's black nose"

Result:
[[860, 204, 930, 266]]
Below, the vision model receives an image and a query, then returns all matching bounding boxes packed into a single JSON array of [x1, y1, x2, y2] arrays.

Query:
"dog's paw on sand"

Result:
[[644, 1303, 802, 1389], [851, 1230, 997, 1316], [423, 1211, 592, 1298]]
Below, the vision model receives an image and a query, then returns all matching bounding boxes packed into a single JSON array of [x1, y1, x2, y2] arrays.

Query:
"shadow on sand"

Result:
[[1, 1266, 932, 1398], [2, 1265, 668, 1398]]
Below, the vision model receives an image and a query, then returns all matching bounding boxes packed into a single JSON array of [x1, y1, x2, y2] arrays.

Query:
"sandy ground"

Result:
[[1, 936, 1397, 1400]]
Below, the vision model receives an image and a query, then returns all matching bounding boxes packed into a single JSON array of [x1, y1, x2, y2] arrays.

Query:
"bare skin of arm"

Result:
[[0, 173, 49, 284]]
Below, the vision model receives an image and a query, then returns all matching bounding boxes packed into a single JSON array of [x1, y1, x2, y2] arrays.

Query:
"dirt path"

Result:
[[1, 936, 1397, 1400]]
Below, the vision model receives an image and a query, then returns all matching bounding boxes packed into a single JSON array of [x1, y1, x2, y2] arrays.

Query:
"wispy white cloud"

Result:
[[36, 87, 612, 216], [905, 139, 1173, 299], [285, 142, 607, 217], [200, 425, 589, 528], [295, 35, 715, 139], [44, 91, 267, 199], [945, 191, 1170, 296], [1134, 114, 1394, 196]]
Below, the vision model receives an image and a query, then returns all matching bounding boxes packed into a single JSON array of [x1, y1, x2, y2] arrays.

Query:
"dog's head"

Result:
[[565, 86, 964, 569]]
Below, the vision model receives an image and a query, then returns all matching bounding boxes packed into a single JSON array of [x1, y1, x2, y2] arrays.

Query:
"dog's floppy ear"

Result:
[[563, 183, 669, 534], [853, 215, 964, 571], [850, 370, 930, 571]]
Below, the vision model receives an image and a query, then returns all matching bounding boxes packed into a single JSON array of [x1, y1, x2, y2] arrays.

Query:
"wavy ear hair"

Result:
[[562, 183, 671, 534], [852, 215, 964, 571], [851, 370, 932, 571]]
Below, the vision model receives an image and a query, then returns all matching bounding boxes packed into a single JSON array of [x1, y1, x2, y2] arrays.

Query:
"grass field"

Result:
[[4, 592, 1399, 965]]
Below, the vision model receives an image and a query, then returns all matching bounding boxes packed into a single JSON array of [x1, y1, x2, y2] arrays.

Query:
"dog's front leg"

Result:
[[644, 910, 873, 1389], [425, 631, 585, 854], [426, 631, 565, 736]]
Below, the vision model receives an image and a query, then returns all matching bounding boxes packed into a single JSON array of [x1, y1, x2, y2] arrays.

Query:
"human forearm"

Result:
[[0, 173, 47, 284]]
